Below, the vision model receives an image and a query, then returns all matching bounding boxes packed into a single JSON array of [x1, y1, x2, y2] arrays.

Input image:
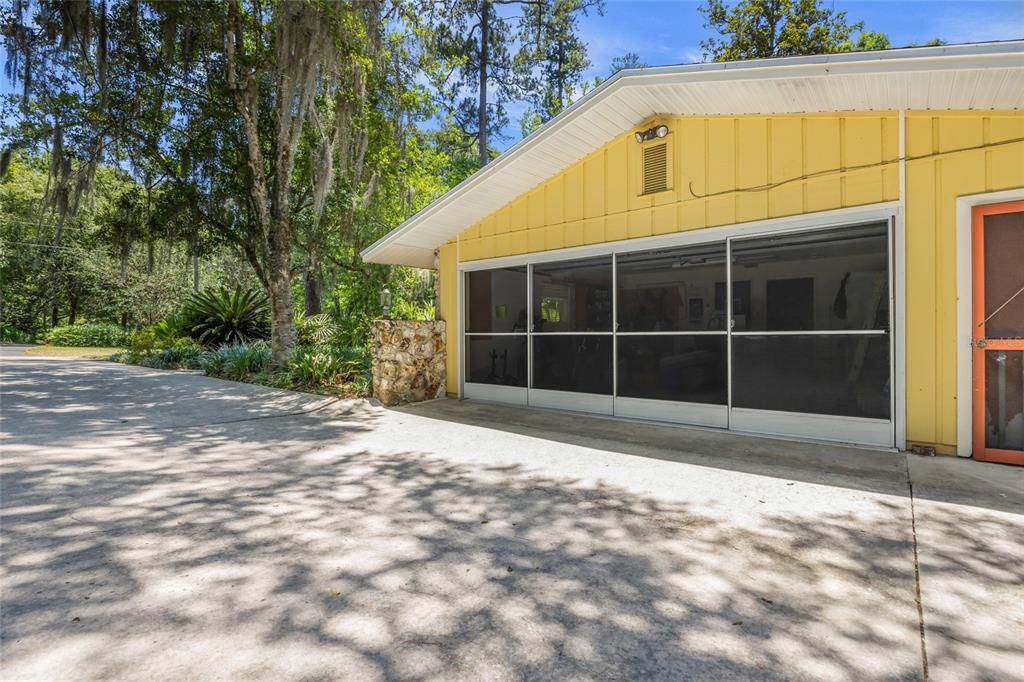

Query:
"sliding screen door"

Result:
[[463, 266, 529, 403], [529, 256, 614, 413], [728, 222, 893, 445], [614, 243, 728, 426]]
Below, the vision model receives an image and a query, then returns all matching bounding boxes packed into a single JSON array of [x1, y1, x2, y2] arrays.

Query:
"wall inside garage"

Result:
[[437, 111, 1024, 454]]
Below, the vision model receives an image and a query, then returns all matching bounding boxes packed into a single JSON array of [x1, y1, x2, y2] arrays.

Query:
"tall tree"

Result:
[[516, 0, 601, 136], [699, 0, 863, 61], [426, 0, 596, 167], [2, 0, 406, 367]]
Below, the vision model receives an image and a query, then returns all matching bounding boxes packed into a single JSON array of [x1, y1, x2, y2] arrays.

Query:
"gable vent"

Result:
[[642, 143, 668, 195]]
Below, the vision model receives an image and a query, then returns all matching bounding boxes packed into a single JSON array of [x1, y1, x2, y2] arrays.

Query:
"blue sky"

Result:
[[504, 0, 1024, 146], [578, 0, 1024, 78]]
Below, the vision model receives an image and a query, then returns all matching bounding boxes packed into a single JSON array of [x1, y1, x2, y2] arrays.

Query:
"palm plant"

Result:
[[183, 286, 270, 346]]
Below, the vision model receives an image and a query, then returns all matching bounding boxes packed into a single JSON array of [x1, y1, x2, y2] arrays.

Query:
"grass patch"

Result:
[[24, 346, 123, 359]]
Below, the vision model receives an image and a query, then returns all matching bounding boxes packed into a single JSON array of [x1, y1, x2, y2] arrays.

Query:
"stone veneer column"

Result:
[[371, 320, 447, 406]]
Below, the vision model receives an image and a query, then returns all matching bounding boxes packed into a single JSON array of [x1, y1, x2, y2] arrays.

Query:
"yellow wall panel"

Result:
[[479, 214, 495, 237], [677, 117, 705, 204], [527, 187, 545, 229], [494, 206, 511, 234], [583, 217, 605, 244], [652, 203, 676, 235], [606, 213, 628, 242], [627, 208, 652, 238], [494, 232, 513, 257], [606, 138, 628, 214], [543, 224, 565, 251], [584, 152, 605, 218], [527, 227, 545, 253], [564, 166, 584, 222], [545, 176, 564, 226], [563, 220, 584, 247], [510, 197, 527, 231]]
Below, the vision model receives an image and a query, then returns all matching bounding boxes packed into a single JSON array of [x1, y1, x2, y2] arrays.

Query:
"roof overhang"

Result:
[[362, 41, 1024, 268]]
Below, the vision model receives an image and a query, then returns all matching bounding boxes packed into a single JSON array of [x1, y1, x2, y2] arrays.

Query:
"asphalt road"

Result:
[[2, 347, 1022, 681]]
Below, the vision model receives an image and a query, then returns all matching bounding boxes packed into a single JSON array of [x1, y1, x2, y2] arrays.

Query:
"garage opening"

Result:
[[462, 220, 894, 447]]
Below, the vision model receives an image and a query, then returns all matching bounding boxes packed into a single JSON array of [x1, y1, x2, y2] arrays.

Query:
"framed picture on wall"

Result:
[[688, 297, 703, 323]]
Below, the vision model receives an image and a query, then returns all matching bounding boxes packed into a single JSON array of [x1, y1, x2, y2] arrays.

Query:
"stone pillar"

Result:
[[371, 320, 447, 406]]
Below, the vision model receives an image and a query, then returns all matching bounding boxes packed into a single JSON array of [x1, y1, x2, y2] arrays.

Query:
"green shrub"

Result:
[[46, 323, 129, 348], [288, 344, 369, 387], [201, 341, 271, 379], [184, 286, 270, 346], [150, 311, 188, 347], [0, 325, 35, 343], [121, 328, 158, 363], [137, 340, 205, 370]]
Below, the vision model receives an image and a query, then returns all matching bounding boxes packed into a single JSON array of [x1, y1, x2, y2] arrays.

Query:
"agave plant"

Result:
[[183, 286, 270, 346]]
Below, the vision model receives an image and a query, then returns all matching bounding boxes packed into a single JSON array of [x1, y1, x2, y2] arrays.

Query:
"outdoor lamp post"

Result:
[[380, 287, 392, 319]]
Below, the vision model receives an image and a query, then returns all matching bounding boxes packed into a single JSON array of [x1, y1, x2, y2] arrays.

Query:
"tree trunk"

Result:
[[51, 305, 59, 327], [69, 296, 79, 325], [268, 263, 296, 368], [303, 259, 322, 316], [192, 254, 200, 291], [477, 1, 489, 168]]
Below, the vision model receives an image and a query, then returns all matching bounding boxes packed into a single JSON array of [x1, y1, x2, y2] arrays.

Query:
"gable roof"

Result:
[[362, 41, 1024, 267]]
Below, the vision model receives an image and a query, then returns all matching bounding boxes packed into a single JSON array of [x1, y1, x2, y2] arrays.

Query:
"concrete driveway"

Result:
[[1, 348, 1022, 681]]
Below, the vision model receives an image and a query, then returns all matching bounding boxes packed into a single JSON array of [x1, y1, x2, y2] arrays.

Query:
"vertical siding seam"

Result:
[[800, 118, 808, 213], [703, 118, 710, 227]]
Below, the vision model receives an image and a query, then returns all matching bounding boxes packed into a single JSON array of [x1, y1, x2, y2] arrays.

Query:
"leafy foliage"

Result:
[[199, 342, 271, 379], [294, 314, 341, 346], [184, 286, 270, 347], [46, 323, 129, 348], [700, 0, 862, 61], [288, 344, 370, 387], [150, 311, 189, 347], [0, 324, 35, 343]]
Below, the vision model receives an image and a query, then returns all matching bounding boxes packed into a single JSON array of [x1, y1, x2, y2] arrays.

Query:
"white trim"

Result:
[[954, 188, 1024, 457], [457, 203, 900, 272], [464, 383, 528, 405], [730, 407, 893, 448], [614, 397, 728, 429], [731, 330, 887, 336], [895, 111, 907, 451], [528, 388, 613, 415], [456, 236, 464, 399]]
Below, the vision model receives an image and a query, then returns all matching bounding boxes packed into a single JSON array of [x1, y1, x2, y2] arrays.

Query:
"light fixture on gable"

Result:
[[635, 124, 669, 143]]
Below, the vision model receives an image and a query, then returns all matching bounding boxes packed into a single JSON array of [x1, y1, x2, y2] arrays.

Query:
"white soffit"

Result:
[[363, 41, 1024, 267]]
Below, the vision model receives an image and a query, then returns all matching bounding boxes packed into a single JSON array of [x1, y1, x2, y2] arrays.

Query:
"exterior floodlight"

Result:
[[635, 124, 671, 143], [380, 287, 392, 319]]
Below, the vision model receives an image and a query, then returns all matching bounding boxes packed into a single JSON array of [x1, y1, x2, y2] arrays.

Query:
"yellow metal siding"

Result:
[[904, 112, 1024, 453], [441, 111, 1024, 449], [456, 114, 900, 261]]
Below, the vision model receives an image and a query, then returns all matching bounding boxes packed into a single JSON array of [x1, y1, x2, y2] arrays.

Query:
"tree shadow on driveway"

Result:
[[2, 360, 1021, 680]]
